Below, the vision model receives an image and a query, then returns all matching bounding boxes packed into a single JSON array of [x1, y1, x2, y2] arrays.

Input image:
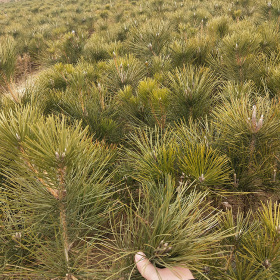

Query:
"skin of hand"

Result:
[[135, 252, 195, 280]]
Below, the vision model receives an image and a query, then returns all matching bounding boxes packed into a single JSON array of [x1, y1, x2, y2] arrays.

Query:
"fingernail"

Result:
[[135, 252, 146, 263]]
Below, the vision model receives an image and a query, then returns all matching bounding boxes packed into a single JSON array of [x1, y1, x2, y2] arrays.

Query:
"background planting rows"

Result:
[[0, 0, 280, 279]]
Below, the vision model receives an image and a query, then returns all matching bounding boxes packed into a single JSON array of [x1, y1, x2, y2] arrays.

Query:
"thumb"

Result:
[[135, 252, 158, 280]]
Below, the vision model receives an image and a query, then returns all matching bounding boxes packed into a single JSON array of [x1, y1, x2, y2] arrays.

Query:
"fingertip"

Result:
[[135, 251, 157, 279], [135, 251, 146, 263]]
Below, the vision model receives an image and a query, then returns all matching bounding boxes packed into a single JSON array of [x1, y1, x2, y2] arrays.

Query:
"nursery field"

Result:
[[1, 0, 280, 279]]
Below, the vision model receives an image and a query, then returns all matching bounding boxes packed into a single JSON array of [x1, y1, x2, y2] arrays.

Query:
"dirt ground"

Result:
[[214, 190, 280, 216]]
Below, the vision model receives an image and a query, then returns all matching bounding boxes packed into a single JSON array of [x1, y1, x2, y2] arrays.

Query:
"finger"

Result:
[[135, 252, 158, 280], [173, 266, 194, 277], [160, 267, 194, 280]]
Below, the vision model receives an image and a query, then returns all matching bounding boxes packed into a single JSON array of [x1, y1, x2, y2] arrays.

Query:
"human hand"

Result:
[[135, 252, 195, 280]]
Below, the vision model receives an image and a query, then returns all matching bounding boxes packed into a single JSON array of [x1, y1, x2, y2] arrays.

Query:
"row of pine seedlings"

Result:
[[0, 0, 280, 279]]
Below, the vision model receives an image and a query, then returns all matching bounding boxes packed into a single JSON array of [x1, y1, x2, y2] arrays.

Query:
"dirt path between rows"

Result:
[[1, 69, 42, 102], [15, 70, 41, 96]]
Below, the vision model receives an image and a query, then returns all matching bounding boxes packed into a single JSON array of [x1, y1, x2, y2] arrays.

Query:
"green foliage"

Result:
[[0, 107, 54, 193], [36, 63, 75, 93], [219, 202, 280, 280], [178, 143, 231, 189], [83, 34, 121, 62], [264, 61, 280, 98], [0, 0, 280, 278], [208, 29, 265, 83], [258, 22, 280, 55], [260, 1, 280, 22], [170, 39, 196, 67], [124, 127, 177, 183], [0, 36, 16, 84], [171, 35, 214, 67], [108, 176, 229, 279], [207, 16, 231, 39], [43, 31, 86, 65], [213, 94, 280, 190], [127, 20, 172, 60], [220, 80, 258, 101], [57, 85, 123, 144], [174, 119, 231, 189], [167, 65, 218, 122], [103, 55, 147, 94], [0, 108, 116, 278], [117, 78, 169, 128], [24, 62, 123, 143], [30, 62, 99, 112], [148, 54, 172, 77]]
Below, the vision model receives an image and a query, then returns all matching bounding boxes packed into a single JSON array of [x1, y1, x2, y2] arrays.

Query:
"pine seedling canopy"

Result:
[[0, 106, 117, 279], [0, 0, 280, 279], [107, 176, 230, 280]]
